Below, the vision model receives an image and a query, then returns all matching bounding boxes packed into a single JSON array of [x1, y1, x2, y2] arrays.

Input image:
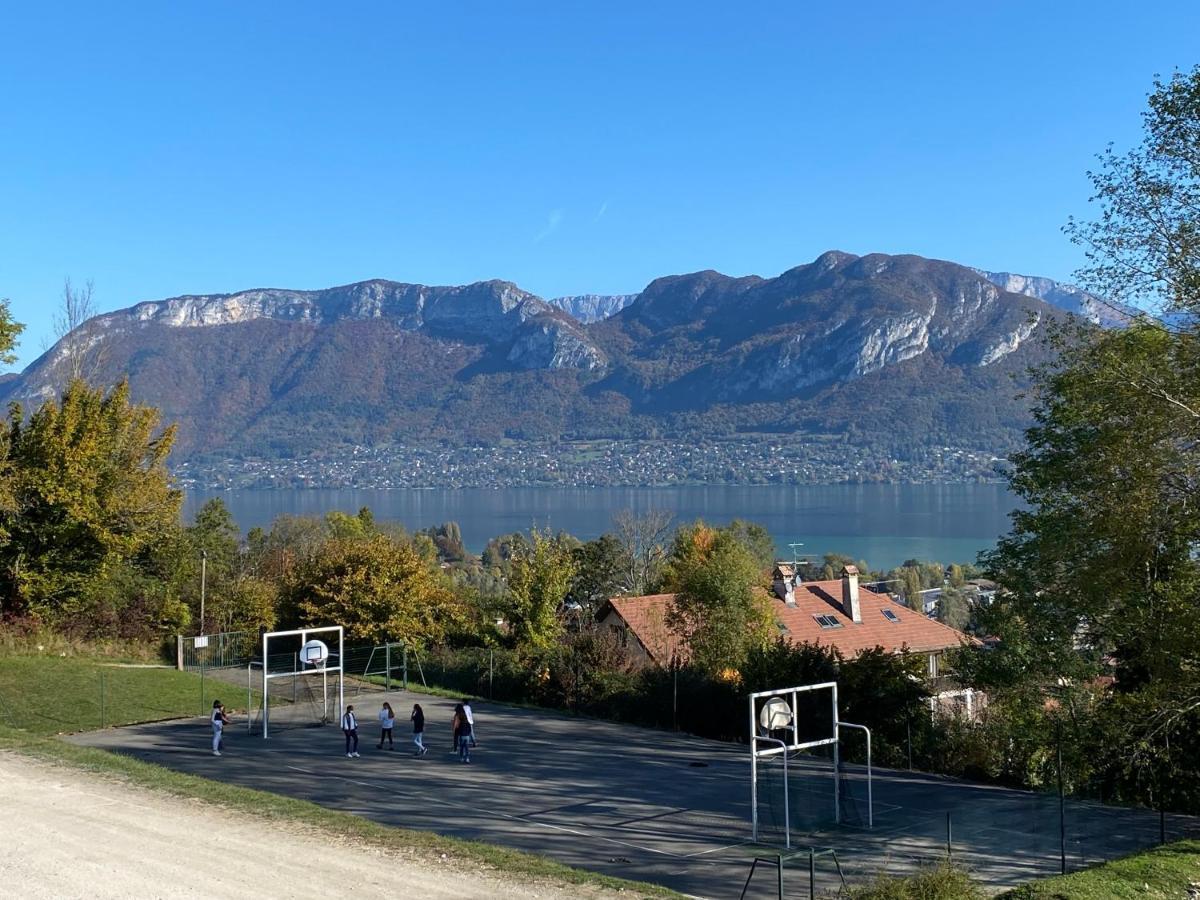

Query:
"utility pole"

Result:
[[200, 549, 208, 635]]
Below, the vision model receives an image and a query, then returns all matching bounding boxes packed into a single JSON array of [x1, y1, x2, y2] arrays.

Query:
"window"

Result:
[[882, 608, 901, 623], [775, 619, 791, 635], [813, 614, 842, 629]]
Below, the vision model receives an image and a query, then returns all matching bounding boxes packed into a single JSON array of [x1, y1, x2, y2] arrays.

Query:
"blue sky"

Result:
[[1, 1, 1197, 367]]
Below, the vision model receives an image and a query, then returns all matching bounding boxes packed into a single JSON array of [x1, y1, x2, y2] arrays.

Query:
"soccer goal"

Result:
[[247, 626, 345, 738], [750, 681, 873, 848]]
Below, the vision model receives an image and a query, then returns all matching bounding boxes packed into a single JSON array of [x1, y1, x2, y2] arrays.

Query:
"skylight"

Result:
[[882, 608, 901, 623], [813, 614, 842, 629]]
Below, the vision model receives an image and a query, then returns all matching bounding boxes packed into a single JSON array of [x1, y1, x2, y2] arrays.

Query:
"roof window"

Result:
[[813, 614, 842, 629], [882, 608, 901, 623]]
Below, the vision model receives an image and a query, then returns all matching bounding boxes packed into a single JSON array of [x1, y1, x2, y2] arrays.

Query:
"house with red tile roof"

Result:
[[597, 566, 975, 677]]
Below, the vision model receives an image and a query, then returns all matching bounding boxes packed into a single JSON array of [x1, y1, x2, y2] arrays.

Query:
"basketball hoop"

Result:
[[759, 696, 793, 733], [300, 639, 329, 668]]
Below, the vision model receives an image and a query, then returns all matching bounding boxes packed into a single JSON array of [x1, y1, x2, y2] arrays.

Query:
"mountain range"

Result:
[[2, 251, 1080, 463]]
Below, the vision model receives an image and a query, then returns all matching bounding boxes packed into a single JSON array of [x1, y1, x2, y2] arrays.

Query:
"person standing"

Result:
[[461, 698, 476, 748], [454, 704, 472, 764], [378, 702, 395, 750], [210, 700, 229, 756], [450, 703, 464, 753], [411, 703, 427, 756], [342, 705, 360, 758]]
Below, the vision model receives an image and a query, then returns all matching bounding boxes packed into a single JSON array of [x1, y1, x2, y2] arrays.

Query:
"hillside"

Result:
[[0, 252, 1064, 467]]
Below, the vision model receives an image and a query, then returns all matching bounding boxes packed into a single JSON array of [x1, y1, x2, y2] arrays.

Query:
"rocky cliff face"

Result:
[[21, 278, 605, 403], [3, 252, 1058, 459], [547, 294, 638, 323], [972, 269, 1131, 328], [600, 252, 1053, 407]]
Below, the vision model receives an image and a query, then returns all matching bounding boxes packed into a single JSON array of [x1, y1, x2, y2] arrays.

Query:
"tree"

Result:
[[325, 507, 377, 540], [668, 529, 773, 675], [612, 509, 672, 594], [725, 519, 777, 571], [820, 553, 870, 581], [51, 278, 106, 386], [967, 68, 1200, 810], [0, 298, 24, 366], [947, 564, 966, 588], [898, 567, 924, 611], [937, 586, 971, 632], [0, 379, 181, 623], [282, 533, 462, 646], [422, 521, 467, 563], [504, 527, 577, 652], [568, 533, 626, 614], [1066, 65, 1200, 323]]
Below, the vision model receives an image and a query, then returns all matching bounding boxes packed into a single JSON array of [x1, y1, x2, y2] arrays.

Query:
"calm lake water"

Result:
[[183, 483, 1019, 570]]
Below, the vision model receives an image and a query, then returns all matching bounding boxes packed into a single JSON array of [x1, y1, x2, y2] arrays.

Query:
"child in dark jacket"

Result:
[[411, 703, 427, 756]]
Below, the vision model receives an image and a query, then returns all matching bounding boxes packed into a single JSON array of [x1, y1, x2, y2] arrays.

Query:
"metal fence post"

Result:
[[906, 717, 913, 770], [403, 645, 409, 691], [199, 662, 205, 716], [99, 670, 105, 729], [1058, 738, 1067, 874], [946, 811, 953, 858], [808, 849, 815, 899], [385, 643, 391, 693], [489, 649, 494, 700]]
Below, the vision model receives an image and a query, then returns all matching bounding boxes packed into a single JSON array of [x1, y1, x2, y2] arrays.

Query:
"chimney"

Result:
[[841, 565, 862, 623]]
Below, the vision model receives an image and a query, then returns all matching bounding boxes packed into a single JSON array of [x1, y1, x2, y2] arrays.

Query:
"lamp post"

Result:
[[200, 549, 208, 635]]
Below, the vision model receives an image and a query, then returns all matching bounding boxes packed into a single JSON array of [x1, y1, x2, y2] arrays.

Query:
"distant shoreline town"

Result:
[[173, 438, 1007, 490]]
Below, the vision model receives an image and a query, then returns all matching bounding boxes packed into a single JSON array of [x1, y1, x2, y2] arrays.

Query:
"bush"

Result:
[[845, 863, 984, 900]]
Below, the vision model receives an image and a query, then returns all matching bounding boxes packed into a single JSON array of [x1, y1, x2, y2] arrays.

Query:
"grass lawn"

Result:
[[0, 653, 251, 735], [1000, 840, 1200, 899]]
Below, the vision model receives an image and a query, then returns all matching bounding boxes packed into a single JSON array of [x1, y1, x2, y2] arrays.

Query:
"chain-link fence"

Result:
[[0, 659, 256, 735]]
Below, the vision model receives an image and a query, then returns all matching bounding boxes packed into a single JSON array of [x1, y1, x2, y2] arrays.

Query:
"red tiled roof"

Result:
[[603, 580, 974, 664], [778, 580, 976, 655], [601, 594, 689, 666]]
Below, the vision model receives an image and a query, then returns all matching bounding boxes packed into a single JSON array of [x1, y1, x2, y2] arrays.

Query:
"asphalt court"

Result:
[[71, 688, 1198, 898]]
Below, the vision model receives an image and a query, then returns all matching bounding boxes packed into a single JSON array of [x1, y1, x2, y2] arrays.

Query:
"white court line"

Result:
[[682, 840, 753, 858]]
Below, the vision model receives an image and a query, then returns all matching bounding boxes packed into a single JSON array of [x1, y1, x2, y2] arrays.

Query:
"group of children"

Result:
[[210, 697, 476, 762], [343, 700, 474, 761]]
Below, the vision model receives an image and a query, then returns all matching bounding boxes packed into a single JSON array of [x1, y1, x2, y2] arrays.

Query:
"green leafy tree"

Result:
[[0, 379, 180, 623], [667, 529, 773, 675], [937, 586, 971, 632], [967, 68, 1200, 811], [281, 533, 463, 646], [1066, 65, 1200, 321], [820, 552, 870, 581], [568, 532, 626, 614], [947, 564, 966, 588], [505, 527, 577, 651], [725, 519, 777, 571], [325, 507, 377, 540], [899, 567, 924, 611], [0, 298, 24, 366], [421, 521, 467, 563]]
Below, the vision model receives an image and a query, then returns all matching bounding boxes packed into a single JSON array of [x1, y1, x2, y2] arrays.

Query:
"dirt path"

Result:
[[0, 752, 621, 899]]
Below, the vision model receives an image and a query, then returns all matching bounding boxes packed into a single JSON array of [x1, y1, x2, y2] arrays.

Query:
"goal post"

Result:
[[257, 626, 345, 738], [750, 681, 873, 847]]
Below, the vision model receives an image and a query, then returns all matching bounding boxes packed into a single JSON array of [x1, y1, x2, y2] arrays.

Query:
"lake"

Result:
[[183, 483, 1020, 570]]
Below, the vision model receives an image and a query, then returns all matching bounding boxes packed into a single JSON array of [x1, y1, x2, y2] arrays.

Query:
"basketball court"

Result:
[[70, 685, 1196, 898]]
